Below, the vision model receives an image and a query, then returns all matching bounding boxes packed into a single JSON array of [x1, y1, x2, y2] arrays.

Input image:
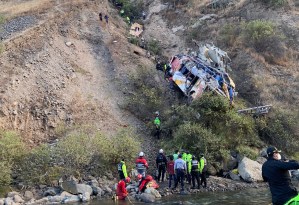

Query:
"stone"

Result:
[[48, 195, 62, 203], [43, 187, 61, 196], [60, 191, 73, 198], [61, 195, 81, 204], [91, 186, 103, 196], [24, 191, 34, 200], [140, 193, 155, 203], [82, 192, 91, 202], [103, 185, 112, 194], [61, 181, 92, 195], [238, 157, 263, 183], [256, 157, 267, 164], [13, 195, 24, 203], [207, 165, 217, 176], [4, 197, 14, 205], [32, 197, 48, 204], [227, 157, 238, 170], [65, 42, 72, 47], [229, 172, 241, 181], [89, 179, 99, 188], [6, 192, 19, 198], [39, 185, 47, 189], [0, 199, 3, 205], [144, 187, 161, 198]]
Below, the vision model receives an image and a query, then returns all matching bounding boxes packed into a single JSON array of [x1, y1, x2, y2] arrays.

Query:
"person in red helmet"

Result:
[[136, 152, 149, 178], [116, 177, 131, 200]]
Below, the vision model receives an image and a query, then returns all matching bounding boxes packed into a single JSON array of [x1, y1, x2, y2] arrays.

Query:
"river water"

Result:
[[91, 188, 272, 205]]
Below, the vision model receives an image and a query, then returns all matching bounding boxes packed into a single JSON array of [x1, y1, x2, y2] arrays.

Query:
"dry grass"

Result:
[[0, 0, 54, 19]]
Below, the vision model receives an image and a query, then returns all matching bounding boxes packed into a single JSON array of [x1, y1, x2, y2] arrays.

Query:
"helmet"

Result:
[[155, 111, 159, 116], [139, 152, 144, 157], [200, 153, 204, 156], [159, 149, 163, 154], [137, 174, 143, 180], [125, 177, 131, 183]]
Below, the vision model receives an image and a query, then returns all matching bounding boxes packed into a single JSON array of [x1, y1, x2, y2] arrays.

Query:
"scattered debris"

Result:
[[237, 105, 272, 116], [65, 41, 73, 47]]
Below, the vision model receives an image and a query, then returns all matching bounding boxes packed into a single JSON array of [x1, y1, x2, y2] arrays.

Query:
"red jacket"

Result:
[[116, 180, 128, 200], [167, 160, 175, 175], [136, 157, 149, 169]]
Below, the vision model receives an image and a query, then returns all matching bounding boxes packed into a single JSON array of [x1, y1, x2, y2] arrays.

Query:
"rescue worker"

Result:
[[136, 152, 149, 178], [154, 111, 161, 139], [189, 155, 200, 189], [167, 155, 176, 188], [156, 149, 167, 182], [186, 151, 193, 184], [116, 177, 130, 200], [182, 150, 187, 162], [199, 153, 207, 188], [156, 61, 163, 71], [173, 150, 179, 161], [174, 154, 187, 191], [262, 146, 299, 205], [117, 158, 128, 180], [99, 12, 103, 21], [126, 16, 131, 24]]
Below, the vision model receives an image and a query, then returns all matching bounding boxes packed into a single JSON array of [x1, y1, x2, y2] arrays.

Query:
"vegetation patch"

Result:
[[147, 39, 162, 56]]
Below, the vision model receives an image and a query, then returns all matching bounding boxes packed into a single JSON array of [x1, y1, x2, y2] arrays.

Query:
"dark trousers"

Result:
[[168, 174, 176, 188], [201, 171, 207, 187], [158, 165, 166, 182], [186, 163, 191, 183], [119, 172, 125, 180], [191, 171, 200, 188], [175, 169, 185, 191], [154, 127, 161, 139]]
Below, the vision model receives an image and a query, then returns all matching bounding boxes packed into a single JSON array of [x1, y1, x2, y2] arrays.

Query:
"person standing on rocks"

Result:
[[167, 155, 176, 189], [136, 152, 149, 178], [117, 158, 128, 180], [262, 146, 299, 205], [156, 149, 168, 182], [99, 12, 103, 21], [174, 154, 187, 191], [104, 14, 109, 24], [189, 155, 201, 189], [200, 153, 207, 188], [116, 177, 131, 200]]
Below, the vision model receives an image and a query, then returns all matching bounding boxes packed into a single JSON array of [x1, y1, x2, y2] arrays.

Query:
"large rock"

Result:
[[91, 186, 103, 196], [0, 199, 4, 205], [48, 196, 63, 203], [61, 195, 81, 204], [81, 192, 91, 202], [13, 195, 24, 203], [144, 188, 161, 198], [43, 187, 61, 196], [238, 157, 263, 182], [6, 192, 19, 198], [140, 193, 155, 203], [4, 197, 14, 205], [61, 181, 92, 196], [229, 171, 241, 181], [24, 191, 34, 201]]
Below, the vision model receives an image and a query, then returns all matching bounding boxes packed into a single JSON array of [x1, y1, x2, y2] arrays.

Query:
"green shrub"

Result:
[[17, 145, 62, 185], [0, 131, 26, 186], [262, 0, 287, 6], [128, 36, 139, 45], [112, 0, 144, 19], [147, 39, 161, 55], [236, 145, 258, 160], [0, 14, 5, 25], [217, 24, 238, 47], [242, 20, 286, 60]]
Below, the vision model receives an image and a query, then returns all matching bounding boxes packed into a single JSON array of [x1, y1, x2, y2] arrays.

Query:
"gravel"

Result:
[[0, 15, 37, 40]]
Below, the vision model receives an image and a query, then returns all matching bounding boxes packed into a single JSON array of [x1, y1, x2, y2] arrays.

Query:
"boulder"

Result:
[[229, 172, 241, 181], [0, 199, 3, 205], [291, 170, 299, 180], [61, 181, 92, 195], [4, 197, 14, 205], [144, 188, 161, 198], [81, 192, 91, 202], [6, 192, 19, 198], [13, 195, 24, 203], [91, 186, 103, 196], [48, 196, 62, 203], [227, 157, 238, 170], [238, 157, 263, 182], [140, 193, 155, 203], [102, 185, 112, 194], [61, 195, 81, 204], [24, 191, 34, 201], [89, 179, 99, 188], [256, 157, 267, 165], [60, 191, 73, 198], [43, 187, 61, 196], [207, 165, 217, 176]]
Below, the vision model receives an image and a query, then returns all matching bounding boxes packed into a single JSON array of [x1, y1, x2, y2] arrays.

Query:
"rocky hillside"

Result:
[[0, 0, 298, 164]]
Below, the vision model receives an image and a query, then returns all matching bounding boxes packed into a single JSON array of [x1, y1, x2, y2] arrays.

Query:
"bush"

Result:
[[217, 24, 239, 47], [236, 145, 258, 160], [17, 145, 62, 185], [0, 131, 26, 186], [0, 14, 5, 25], [112, 0, 144, 19], [147, 39, 161, 55], [242, 20, 286, 60], [262, 0, 287, 6]]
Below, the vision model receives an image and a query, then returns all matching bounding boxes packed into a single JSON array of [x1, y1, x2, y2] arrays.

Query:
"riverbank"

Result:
[[0, 175, 269, 205]]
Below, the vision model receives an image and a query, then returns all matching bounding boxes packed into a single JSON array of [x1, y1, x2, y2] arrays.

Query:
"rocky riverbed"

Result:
[[0, 174, 268, 205]]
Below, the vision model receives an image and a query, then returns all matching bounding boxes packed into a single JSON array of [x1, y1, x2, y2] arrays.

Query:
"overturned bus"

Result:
[[168, 44, 236, 103]]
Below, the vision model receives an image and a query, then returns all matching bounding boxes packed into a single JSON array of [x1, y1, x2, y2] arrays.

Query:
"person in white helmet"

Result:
[[136, 152, 148, 178], [156, 149, 167, 182]]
